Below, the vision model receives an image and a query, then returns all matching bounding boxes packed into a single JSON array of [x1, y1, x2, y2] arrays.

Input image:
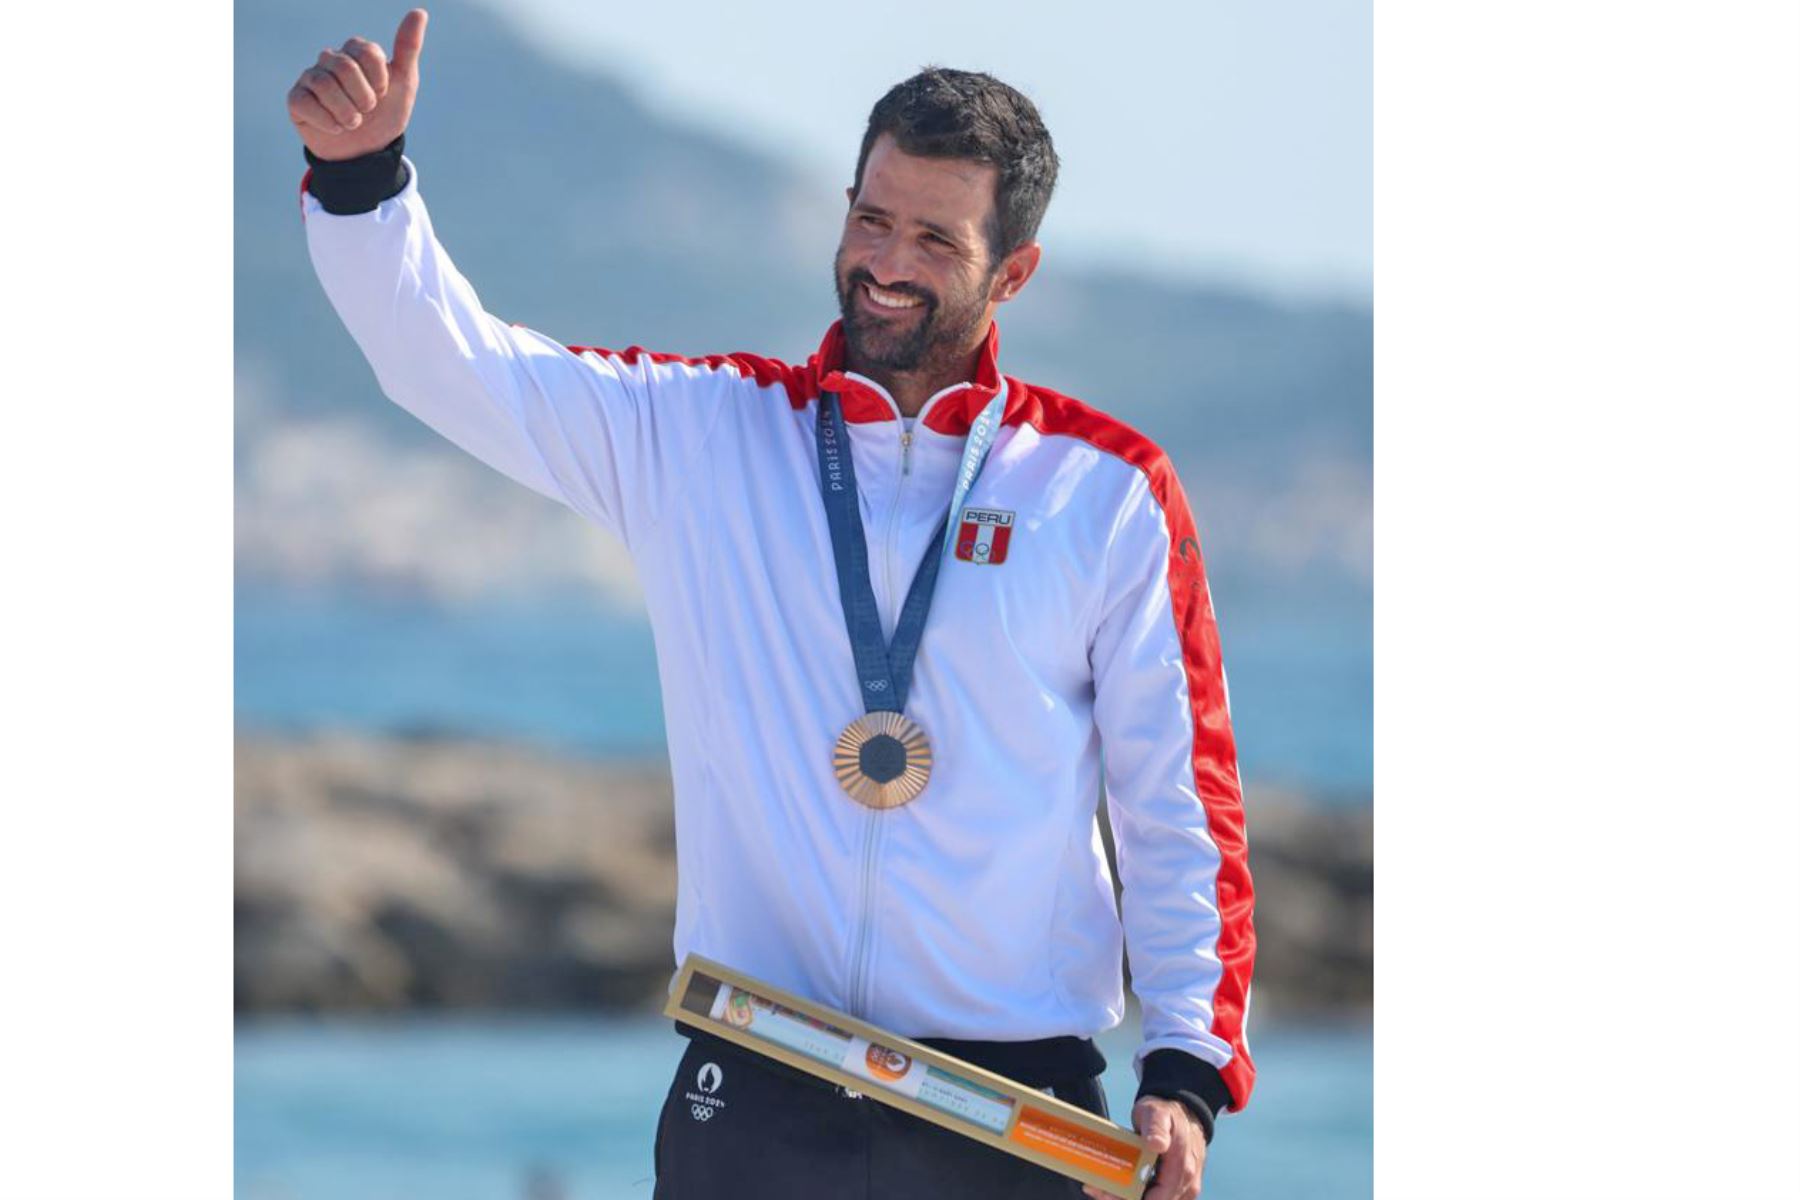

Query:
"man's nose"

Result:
[[864, 233, 918, 286]]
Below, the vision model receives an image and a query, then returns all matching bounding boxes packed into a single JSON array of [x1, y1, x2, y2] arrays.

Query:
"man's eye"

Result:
[[857, 214, 887, 229], [925, 234, 955, 250]]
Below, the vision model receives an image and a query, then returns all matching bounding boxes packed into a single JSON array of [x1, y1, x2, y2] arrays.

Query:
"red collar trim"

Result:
[[810, 320, 1010, 436]]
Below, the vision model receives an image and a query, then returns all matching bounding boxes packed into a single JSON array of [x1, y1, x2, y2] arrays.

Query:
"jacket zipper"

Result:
[[846, 810, 882, 1018], [846, 419, 911, 1017]]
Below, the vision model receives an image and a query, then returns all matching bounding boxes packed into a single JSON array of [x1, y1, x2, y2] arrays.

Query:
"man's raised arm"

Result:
[[290, 9, 727, 551]]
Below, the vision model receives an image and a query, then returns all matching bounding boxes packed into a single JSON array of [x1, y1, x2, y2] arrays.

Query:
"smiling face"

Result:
[[833, 134, 1037, 385]]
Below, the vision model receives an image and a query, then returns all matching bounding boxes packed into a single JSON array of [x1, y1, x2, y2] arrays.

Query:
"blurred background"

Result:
[[234, 0, 1371, 1196]]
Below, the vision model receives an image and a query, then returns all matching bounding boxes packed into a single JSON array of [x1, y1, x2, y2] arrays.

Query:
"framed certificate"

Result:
[[664, 954, 1156, 1199]]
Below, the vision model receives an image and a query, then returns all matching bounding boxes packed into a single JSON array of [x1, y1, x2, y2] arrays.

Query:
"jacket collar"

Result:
[[812, 319, 1008, 437]]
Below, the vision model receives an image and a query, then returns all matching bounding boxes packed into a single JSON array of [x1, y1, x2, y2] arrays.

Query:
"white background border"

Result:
[[1375, 2, 1798, 1196], [4, 0, 236, 1196]]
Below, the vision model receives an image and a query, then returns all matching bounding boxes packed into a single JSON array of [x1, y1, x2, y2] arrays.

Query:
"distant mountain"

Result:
[[235, 0, 1369, 617]]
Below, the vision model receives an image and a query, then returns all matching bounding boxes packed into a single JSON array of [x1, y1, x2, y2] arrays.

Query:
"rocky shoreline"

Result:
[[236, 733, 1369, 1019]]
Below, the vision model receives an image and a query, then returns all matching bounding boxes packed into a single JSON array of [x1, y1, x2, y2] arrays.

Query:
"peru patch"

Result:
[[954, 507, 1015, 565]]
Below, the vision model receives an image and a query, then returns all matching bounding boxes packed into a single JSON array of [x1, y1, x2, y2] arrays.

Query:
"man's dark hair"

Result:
[[852, 68, 1060, 263]]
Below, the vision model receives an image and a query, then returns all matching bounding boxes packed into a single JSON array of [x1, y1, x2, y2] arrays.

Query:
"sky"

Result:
[[468, 0, 1372, 302]]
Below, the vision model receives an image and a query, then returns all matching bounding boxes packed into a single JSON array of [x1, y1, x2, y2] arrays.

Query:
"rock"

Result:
[[235, 734, 1369, 1016]]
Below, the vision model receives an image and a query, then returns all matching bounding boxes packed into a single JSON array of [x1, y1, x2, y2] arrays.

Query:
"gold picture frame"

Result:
[[663, 954, 1156, 1198]]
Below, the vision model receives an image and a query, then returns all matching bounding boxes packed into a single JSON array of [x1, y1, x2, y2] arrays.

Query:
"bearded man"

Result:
[[290, 10, 1255, 1198]]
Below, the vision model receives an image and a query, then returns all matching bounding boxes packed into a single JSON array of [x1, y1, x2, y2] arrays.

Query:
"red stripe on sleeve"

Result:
[[1010, 379, 1257, 1112], [563, 344, 815, 408]]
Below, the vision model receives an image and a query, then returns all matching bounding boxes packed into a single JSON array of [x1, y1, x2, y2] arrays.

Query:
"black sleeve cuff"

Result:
[[1136, 1049, 1234, 1144], [303, 134, 409, 215]]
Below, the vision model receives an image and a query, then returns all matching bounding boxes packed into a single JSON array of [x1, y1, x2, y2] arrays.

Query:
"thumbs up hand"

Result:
[[287, 8, 429, 161]]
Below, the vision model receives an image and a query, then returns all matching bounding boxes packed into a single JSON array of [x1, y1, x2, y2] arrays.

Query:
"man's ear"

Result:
[[845, 185, 856, 207], [990, 241, 1043, 305]]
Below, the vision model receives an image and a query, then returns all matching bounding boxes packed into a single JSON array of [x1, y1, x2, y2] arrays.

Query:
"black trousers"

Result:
[[653, 1033, 1111, 1199]]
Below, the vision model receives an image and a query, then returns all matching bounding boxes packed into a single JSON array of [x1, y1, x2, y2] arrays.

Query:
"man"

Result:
[[289, 10, 1254, 1199]]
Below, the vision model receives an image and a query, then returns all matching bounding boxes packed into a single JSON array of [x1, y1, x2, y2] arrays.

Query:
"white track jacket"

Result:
[[302, 157, 1256, 1117]]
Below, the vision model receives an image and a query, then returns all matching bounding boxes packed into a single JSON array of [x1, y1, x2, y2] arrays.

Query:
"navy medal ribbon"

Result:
[[816, 385, 1006, 807]]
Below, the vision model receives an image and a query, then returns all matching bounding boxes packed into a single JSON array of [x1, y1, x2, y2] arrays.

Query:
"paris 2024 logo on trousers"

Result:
[[954, 507, 1015, 565], [686, 1062, 726, 1123]]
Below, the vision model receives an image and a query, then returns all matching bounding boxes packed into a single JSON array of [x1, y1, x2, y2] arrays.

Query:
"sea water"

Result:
[[233, 587, 1372, 796], [234, 1014, 1371, 1200]]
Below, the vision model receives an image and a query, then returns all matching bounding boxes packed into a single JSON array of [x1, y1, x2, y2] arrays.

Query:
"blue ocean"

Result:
[[235, 1014, 1371, 1200], [233, 587, 1371, 796]]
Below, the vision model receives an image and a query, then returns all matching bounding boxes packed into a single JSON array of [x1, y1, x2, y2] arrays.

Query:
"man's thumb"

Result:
[[391, 8, 429, 75]]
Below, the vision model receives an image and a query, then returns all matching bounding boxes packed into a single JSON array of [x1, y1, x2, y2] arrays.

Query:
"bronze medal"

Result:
[[833, 711, 933, 810], [814, 386, 1004, 812]]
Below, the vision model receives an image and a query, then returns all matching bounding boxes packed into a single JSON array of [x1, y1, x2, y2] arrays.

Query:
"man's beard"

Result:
[[834, 255, 991, 378]]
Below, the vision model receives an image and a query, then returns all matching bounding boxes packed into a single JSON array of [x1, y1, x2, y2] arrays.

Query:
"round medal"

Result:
[[832, 711, 933, 809]]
